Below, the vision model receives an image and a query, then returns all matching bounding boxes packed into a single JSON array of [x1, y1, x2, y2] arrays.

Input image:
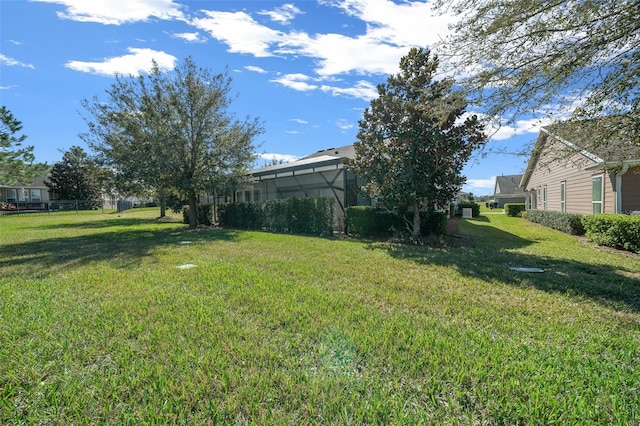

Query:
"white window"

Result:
[[31, 189, 41, 202], [253, 190, 261, 202], [543, 185, 547, 211], [560, 181, 566, 213], [592, 175, 603, 214], [22, 189, 29, 201], [537, 186, 542, 208]]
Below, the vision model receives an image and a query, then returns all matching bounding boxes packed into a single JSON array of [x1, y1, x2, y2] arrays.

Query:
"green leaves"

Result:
[[81, 57, 264, 228], [353, 48, 486, 238], [437, 0, 640, 144], [0, 106, 47, 185]]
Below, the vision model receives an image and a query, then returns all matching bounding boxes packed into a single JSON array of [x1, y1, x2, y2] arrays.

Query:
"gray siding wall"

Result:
[[525, 137, 615, 215]]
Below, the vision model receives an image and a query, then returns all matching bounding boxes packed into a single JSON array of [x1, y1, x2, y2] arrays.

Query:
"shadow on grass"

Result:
[[373, 217, 640, 313], [0, 225, 241, 278]]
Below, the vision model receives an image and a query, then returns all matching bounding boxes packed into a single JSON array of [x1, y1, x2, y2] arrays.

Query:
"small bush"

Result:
[[457, 202, 480, 217], [526, 209, 585, 235], [582, 214, 640, 253], [504, 203, 526, 217]]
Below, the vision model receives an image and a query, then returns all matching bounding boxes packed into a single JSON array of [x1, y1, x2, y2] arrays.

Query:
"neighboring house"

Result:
[[240, 145, 368, 223], [521, 117, 640, 215], [491, 174, 525, 208], [0, 175, 51, 210]]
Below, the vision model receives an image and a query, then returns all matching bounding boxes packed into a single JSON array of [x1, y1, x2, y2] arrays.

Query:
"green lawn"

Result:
[[1, 209, 639, 424]]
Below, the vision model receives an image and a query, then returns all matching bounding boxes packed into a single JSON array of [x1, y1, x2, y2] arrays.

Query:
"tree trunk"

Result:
[[412, 199, 421, 239], [159, 190, 166, 218], [188, 191, 197, 229]]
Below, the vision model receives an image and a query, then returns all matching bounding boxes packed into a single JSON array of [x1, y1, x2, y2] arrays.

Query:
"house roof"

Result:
[[521, 116, 640, 188], [543, 116, 639, 162], [0, 175, 49, 188], [493, 174, 524, 195], [249, 144, 355, 179]]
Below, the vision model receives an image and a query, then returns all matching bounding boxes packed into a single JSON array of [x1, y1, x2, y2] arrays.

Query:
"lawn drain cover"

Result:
[[509, 266, 544, 273], [177, 264, 197, 269]]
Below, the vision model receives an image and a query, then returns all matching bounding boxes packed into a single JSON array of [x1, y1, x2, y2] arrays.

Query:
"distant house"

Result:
[[521, 117, 640, 215], [0, 175, 50, 210], [491, 174, 526, 208], [240, 145, 367, 222]]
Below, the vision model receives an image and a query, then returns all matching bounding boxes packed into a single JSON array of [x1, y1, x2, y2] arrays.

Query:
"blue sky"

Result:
[[1, 0, 545, 195]]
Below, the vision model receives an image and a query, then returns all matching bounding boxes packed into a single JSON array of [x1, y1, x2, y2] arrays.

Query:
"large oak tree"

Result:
[[82, 57, 263, 228], [353, 47, 486, 239]]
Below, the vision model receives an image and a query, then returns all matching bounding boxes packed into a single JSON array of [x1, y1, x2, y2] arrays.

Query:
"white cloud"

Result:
[[322, 0, 453, 50], [0, 85, 18, 90], [271, 73, 318, 92], [65, 47, 176, 76], [190, 0, 455, 77], [488, 117, 552, 141], [285, 130, 300, 134], [320, 80, 377, 100], [257, 4, 303, 25], [171, 32, 206, 43], [258, 153, 299, 163], [33, 0, 184, 25], [191, 11, 284, 57], [0, 54, 35, 69], [463, 177, 496, 193], [245, 65, 267, 74], [335, 119, 354, 131], [272, 73, 376, 101], [9, 40, 23, 45], [290, 118, 308, 124]]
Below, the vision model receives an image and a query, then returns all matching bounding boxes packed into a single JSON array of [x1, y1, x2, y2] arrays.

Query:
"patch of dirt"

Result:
[[444, 216, 475, 248]]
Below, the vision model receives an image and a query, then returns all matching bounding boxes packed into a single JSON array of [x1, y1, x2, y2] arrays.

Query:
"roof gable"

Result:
[[521, 116, 640, 188], [494, 174, 524, 195]]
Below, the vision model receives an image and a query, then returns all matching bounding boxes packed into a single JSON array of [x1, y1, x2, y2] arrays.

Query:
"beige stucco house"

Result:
[[521, 118, 640, 215], [0, 175, 51, 210]]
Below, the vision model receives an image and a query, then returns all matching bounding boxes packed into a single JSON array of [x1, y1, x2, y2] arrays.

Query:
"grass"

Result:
[[1, 208, 639, 424]]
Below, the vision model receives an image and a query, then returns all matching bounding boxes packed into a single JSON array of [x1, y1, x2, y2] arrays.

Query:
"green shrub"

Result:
[[582, 214, 640, 253], [346, 207, 447, 237], [182, 204, 214, 226], [504, 203, 526, 217], [457, 202, 480, 217], [419, 211, 448, 236], [219, 197, 334, 235], [345, 206, 398, 236], [526, 209, 585, 235]]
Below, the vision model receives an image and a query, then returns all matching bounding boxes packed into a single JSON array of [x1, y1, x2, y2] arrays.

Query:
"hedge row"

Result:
[[218, 197, 334, 235], [345, 206, 447, 237], [526, 209, 585, 235], [182, 204, 213, 226], [582, 214, 640, 253], [504, 203, 526, 217]]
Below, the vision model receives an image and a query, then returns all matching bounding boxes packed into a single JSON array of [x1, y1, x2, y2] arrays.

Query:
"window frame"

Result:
[[560, 181, 566, 213], [592, 175, 603, 214]]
